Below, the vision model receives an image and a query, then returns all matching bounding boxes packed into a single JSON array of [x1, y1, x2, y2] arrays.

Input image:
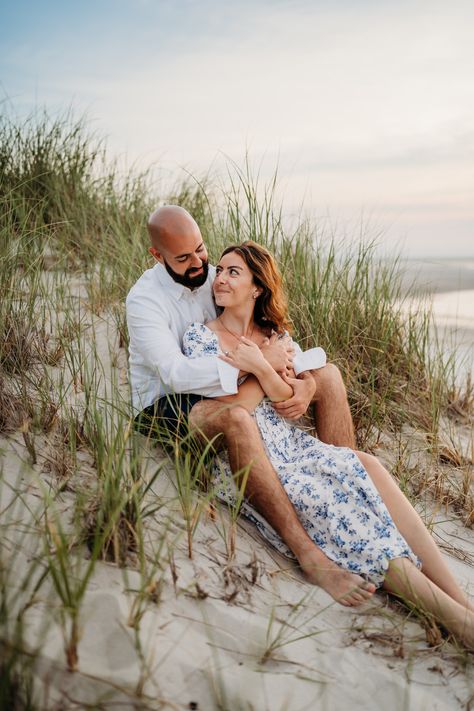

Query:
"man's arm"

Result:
[[272, 371, 317, 419], [126, 294, 238, 397]]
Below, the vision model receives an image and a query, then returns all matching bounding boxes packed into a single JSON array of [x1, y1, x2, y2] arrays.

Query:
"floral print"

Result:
[[183, 322, 420, 586]]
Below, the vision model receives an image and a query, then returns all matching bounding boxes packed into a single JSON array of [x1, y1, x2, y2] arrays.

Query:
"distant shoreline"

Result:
[[396, 258, 474, 295], [395, 258, 474, 383]]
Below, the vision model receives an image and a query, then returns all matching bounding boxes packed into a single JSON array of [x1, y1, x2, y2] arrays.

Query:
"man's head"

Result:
[[147, 205, 209, 288]]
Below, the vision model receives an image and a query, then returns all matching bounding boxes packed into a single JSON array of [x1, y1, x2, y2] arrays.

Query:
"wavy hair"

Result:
[[219, 241, 292, 334]]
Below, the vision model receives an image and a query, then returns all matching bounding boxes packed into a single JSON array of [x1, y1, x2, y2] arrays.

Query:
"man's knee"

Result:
[[312, 362, 345, 397], [219, 405, 254, 432], [189, 401, 254, 435]]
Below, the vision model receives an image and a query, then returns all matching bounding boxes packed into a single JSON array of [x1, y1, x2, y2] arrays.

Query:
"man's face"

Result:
[[154, 227, 209, 288], [163, 256, 209, 288]]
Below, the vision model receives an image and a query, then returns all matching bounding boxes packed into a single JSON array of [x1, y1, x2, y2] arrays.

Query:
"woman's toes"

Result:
[[351, 593, 368, 605], [342, 593, 363, 606]]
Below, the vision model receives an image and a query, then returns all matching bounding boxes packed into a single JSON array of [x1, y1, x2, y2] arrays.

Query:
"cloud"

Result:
[[2, 0, 473, 255]]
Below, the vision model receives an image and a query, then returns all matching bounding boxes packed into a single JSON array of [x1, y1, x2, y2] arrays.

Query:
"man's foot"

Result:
[[298, 550, 376, 606]]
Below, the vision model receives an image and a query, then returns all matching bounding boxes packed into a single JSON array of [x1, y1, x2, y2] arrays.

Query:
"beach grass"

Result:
[[0, 109, 472, 705]]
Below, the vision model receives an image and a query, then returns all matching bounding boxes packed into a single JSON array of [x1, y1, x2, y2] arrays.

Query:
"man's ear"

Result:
[[148, 246, 163, 262]]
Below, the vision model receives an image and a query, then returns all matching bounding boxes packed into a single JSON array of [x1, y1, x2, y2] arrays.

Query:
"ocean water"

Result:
[[399, 259, 474, 385], [399, 258, 474, 295]]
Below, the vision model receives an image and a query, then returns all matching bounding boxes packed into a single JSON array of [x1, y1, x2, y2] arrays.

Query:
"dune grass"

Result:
[[0, 109, 472, 702]]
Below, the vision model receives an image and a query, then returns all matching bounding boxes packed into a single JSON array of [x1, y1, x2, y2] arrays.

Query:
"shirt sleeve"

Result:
[[288, 334, 327, 374], [126, 294, 238, 396]]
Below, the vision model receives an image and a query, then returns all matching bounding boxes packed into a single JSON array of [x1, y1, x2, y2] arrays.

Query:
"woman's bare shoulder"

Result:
[[204, 318, 220, 333]]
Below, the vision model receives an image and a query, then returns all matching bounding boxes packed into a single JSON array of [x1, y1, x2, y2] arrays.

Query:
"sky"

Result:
[[1, 0, 474, 257]]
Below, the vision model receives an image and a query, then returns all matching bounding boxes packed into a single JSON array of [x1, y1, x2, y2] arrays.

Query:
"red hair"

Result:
[[220, 241, 291, 334]]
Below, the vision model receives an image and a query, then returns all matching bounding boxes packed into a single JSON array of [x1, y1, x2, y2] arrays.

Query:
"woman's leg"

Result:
[[356, 451, 474, 611], [384, 558, 474, 648]]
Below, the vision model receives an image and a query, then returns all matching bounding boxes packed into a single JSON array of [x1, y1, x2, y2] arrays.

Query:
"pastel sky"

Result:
[[2, 0, 473, 257]]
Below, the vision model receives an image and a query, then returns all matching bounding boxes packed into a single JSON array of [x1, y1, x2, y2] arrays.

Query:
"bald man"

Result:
[[126, 205, 379, 603]]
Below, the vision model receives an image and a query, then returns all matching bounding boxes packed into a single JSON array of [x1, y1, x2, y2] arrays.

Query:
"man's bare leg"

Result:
[[311, 364, 356, 448], [189, 400, 375, 606], [356, 451, 474, 612], [383, 557, 474, 648]]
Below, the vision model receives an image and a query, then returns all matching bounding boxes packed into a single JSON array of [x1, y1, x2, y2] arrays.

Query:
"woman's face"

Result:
[[213, 251, 260, 308]]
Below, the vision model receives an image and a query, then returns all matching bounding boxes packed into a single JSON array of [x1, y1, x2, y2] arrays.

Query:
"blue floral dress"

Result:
[[183, 323, 420, 587]]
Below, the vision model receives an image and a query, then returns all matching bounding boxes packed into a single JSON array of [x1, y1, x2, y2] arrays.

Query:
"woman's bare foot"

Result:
[[298, 550, 376, 606], [447, 608, 474, 650], [457, 591, 474, 615]]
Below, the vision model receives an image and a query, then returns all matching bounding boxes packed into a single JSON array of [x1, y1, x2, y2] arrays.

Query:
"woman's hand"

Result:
[[219, 337, 267, 375]]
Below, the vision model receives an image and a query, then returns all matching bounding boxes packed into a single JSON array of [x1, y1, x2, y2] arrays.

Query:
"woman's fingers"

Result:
[[240, 336, 259, 348]]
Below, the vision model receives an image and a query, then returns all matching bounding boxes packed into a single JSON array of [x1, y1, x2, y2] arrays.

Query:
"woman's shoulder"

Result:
[[183, 322, 220, 355], [184, 321, 217, 337]]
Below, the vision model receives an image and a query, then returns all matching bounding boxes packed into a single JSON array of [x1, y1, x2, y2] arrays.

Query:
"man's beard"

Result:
[[163, 259, 209, 288]]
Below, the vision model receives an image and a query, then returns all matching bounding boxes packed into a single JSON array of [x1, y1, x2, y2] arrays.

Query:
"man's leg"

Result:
[[189, 399, 375, 605], [311, 364, 356, 448]]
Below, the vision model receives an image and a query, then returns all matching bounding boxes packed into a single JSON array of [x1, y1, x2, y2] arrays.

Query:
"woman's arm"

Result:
[[220, 338, 293, 402], [214, 375, 265, 412], [182, 323, 266, 412]]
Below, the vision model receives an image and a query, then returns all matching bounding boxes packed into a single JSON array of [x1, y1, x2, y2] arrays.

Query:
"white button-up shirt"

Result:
[[126, 262, 326, 414], [126, 263, 239, 413]]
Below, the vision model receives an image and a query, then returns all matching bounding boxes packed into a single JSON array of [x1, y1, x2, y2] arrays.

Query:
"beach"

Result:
[[1, 254, 473, 710], [1, 116, 473, 709], [3, 0, 474, 702]]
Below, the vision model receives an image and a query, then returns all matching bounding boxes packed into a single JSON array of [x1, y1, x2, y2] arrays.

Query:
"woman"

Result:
[[182, 240, 474, 648]]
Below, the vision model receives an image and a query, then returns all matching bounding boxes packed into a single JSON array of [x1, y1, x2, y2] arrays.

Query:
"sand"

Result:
[[2, 417, 474, 708], [1, 273, 474, 710], [2, 438, 474, 710]]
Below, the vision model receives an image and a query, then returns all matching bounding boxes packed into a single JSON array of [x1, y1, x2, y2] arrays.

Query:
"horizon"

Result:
[[2, 0, 473, 259]]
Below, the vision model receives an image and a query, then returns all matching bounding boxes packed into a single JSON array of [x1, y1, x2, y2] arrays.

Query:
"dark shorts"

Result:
[[133, 393, 205, 443]]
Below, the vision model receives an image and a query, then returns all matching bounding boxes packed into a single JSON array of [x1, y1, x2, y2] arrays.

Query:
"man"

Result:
[[127, 205, 377, 605]]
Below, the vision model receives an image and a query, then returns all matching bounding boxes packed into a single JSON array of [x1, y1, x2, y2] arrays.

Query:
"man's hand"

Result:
[[272, 371, 316, 420], [260, 333, 294, 374]]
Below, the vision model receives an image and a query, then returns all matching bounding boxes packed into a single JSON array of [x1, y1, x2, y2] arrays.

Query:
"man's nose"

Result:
[[190, 253, 202, 268]]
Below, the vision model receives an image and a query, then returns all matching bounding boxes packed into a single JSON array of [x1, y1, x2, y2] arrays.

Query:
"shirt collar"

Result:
[[153, 261, 215, 300]]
